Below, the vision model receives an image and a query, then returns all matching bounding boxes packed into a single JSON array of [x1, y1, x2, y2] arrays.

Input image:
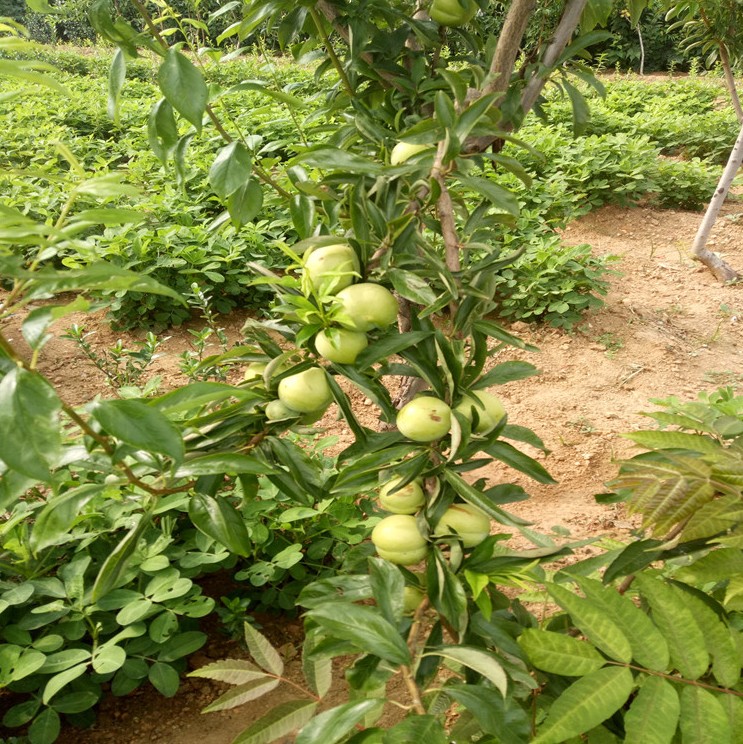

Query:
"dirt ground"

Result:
[[4, 202, 742, 742]]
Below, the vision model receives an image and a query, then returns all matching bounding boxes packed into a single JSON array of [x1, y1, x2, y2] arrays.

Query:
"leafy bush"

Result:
[[492, 235, 615, 327]]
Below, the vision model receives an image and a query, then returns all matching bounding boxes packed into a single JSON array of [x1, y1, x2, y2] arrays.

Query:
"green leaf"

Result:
[[42, 662, 88, 704], [189, 659, 271, 685], [388, 269, 439, 306], [679, 686, 731, 744], [445, 685, 530, 742], [304, 604, 411, 666], [518, 628, 606, 676], [533, 666, 634, 744], [441, 469, 530, 527], [22, 297, 90, 352], [92, 512, 152, 601], [297, 148, 381, 175], [481, 440, 556, 484], [148, 98, 179, 164], [624, 676, 679, 744], [158, 48, 208, 131], [92, 645, 126, 674], [355, 331, 433, 370], [0, 368, 61, 481], [157, 631, 207, 662], [176, 453, 273, 477], [368, 558, 404, 626], [90, 399, 184, 464], [295, 700, 383, 744], [574, 577, 670, 671], [232, 700, 317, 744], [107, 47, 126, 122], [431, 646, 507, 696], [50, 690, 99, 715], [302, 629, 332, 698], [148, 662, 181, 697], [227, 179, 264, 225], [209, 142, 253, 199], [634, 574, 708, 680], [669, 582, 740, 688], [188, 493, 251, 556], [202, 677, 281, 712], [225, 80, 305, 108], [547, 584, 633, 663], [471, 361, 539, 388], [244, 622, 284, 676], [459, 176, 519, 215], [21, 263, 186, 303], [427, 548, 468, 640], [30, 484, 103, 553], [624, 430, 721, 455], [27, 708, 61, 744]]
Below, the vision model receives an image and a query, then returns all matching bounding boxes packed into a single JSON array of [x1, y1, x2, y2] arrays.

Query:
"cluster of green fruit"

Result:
[[371, 480, 491, 566], [396, 389, 506, 442], [244, 242, 399, 422], [304, 242, 399, 365], [371, 389, 508, 566]]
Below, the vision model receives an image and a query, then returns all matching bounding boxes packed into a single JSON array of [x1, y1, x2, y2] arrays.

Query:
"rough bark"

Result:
[[690, 120, 743, 283]]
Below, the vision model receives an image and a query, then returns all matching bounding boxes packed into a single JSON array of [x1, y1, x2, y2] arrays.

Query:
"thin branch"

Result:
[[519, 0, 588, 116], [465, 0, 588, 154], [719, 45, 743, 124], [309, 6, 355, 98], [129, 0, 169, 53]]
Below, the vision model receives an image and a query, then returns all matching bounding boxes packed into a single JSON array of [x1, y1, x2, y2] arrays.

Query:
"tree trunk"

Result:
[[719, 45, 743, 124], [690, 120, 743, 283], [637, 24, 645, 76]]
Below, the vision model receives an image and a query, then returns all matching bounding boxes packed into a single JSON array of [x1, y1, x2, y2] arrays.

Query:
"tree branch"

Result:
[[482, 0, 537, 99], [465, 0, 587, 154], [719, 45, 743, 124]]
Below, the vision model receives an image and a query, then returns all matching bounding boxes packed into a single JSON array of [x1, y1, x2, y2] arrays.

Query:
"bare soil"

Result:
[[4, 203, 743, 743]]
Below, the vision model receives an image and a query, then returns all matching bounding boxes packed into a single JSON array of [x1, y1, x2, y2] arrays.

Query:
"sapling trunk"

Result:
[[690, 120, 743, 283]]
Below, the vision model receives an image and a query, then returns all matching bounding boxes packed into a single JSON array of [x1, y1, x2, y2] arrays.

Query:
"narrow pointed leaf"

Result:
[[429, 646, 507, 696], [518, 628, 606, 676], [304, 604, 411, 666], [232, 700, 317, 744], [202, 677, 280, 712], [189, 659, 269, 685], [188, 493, 250, 557], [243, 622, 284, 676], [624, 676, 679, 744], [575, 577, 670, 671], [533, 666, 634, 744], [547, 584, 633, 663], [295, 700, 382, 744], [446, 684, 530, 742], [634, 574, 708, 679], [679, 686, 731, 744], [302, 629, 332, 698], [92, 513, 151, 600]]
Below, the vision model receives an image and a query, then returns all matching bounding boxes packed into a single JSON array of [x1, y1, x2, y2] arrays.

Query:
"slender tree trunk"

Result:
[[719, 45, 743, 124], [637, 24, 645, 76], [690, 120, 743, 283]]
